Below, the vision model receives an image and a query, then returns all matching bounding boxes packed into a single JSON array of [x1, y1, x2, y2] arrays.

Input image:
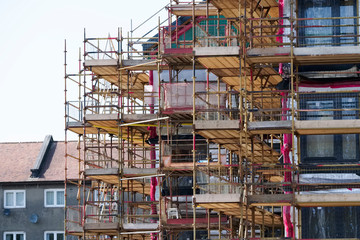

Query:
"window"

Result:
[[299, 0, 357, 46], [44, 231, 64, 240], [300, 93, 359, 163], [4, 190, 26, 208], [44, 189, 64, 207], [4, 232, 25, 240]]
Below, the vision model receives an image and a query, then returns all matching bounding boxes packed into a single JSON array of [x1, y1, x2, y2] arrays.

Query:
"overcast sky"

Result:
[[0, 0, 168, 142]]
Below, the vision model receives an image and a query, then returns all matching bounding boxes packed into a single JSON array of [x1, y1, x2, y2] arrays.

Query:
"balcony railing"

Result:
[[66, 206, 83, 233], [84, 34, 159, 61], [161, 17, 239, 51], [159, 15, 360, 51], [248, 163, 360, 195], [196, 165, 242, 195], [85, 37, 120, 60], [247, 90, 360, 122], [85, 144, 159, 169], [66, 101, 83, 124]]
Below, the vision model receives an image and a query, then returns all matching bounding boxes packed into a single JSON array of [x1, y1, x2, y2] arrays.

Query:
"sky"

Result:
[[0, 0, 168, 142]]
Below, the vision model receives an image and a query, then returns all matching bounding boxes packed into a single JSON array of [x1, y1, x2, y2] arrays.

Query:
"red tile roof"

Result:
[[0, 140, 81, 182]]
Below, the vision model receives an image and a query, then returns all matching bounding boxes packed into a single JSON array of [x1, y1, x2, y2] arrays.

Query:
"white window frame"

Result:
[[44, 231, 64, 240], [44, 189, 65, 207], [3, 231, 26, 240], [4, 190, 26, 208]]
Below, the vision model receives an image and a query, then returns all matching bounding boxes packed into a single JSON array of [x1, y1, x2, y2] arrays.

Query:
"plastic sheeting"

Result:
[[282, 133, 294, 238], [149, 71, 158, 240], [299, 169, 360, 237], [298, 0, 356, 47], [277, 0, 284, 75], [281, 88, 294, 237], [302, 206, 360, 238]]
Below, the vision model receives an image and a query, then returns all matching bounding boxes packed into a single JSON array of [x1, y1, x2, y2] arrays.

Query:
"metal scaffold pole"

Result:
[[82, 28, 87, 240], [64, 39, 68, 239], [192, 0, 197, 239]]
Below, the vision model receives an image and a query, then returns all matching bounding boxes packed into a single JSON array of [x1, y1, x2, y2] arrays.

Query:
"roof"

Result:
[[0, 138, 80, 182]]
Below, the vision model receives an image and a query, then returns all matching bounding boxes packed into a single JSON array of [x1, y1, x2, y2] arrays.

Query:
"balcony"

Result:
[[247, 90, 360, 135], [66, 202, 160, 236], [247, 163, 360, 207]]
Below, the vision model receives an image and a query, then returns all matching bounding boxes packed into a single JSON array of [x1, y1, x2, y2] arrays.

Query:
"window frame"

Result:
[[3, 231, 26, 240], [298, 0, 357, 47], [300, 93, 360, 163], [4, 190, 26, 209], [44, 231, 64, 240], [44, 189, 65, 208]]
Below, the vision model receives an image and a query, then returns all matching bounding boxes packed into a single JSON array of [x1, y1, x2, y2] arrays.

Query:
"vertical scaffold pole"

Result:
[[82, 28, 87, 240], [192, 1, 197, 239], [238, 0, 244, 238], [64, 39, 68, 239], [192, 57, 197, 240], [118, 27, 124, 240], [157, 16, 162, 239]]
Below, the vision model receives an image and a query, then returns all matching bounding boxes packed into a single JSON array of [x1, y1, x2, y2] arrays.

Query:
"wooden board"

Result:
[[222, 66, 282, 91], [196, 194, 282, 226], [211, 0, 279, 19], [247, 46, 360, 66], [295, 193, 360, 207], [296, 119, 360, 135], [196, 55, 282, 93], [84, 118, 150, 145], [171, 3, 218, 16], [84, 222, 119, 235], [86, 65, 148, 100], [89, 175, 151, 195], [197, 128, 279, 163]]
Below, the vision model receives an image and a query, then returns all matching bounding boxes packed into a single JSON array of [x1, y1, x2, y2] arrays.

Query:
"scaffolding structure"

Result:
[[65, 0, 360, 239]]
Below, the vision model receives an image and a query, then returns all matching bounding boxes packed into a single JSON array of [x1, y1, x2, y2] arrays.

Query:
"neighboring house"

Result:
[[0, 135, 79, 240]]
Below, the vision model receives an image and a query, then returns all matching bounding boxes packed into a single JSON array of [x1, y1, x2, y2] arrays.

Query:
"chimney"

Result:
[[30, 135, 53, 178]]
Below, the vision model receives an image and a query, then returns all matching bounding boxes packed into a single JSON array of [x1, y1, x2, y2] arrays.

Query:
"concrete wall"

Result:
[[0, 182, 78, 240]]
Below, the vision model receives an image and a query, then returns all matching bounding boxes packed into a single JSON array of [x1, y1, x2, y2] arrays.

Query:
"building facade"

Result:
[[65, 0, 360, 239]]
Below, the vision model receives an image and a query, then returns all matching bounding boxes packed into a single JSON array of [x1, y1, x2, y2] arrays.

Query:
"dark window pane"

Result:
[[46, 233, 54, 240], [57, 233, 64, 240], [16, 234, 24, 240], [5, 234, 13, 240]]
